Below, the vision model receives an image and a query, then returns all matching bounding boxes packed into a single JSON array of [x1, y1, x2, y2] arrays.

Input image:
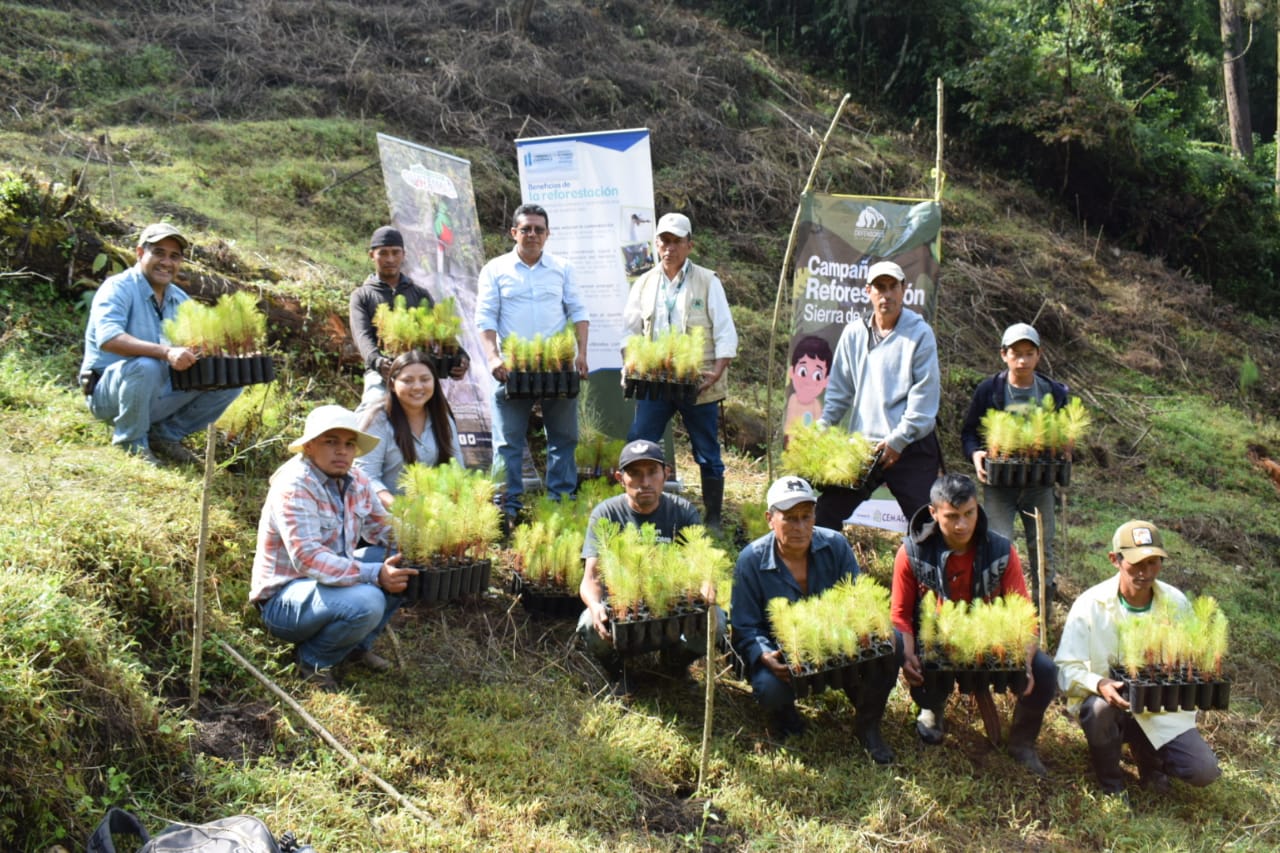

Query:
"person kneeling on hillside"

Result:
[[893, 473, 1056, 775], [730, 476, 901, 761], [578, 439, 724, 696], [1054, 520, 1221, 795], [250, 405, 418, 691]]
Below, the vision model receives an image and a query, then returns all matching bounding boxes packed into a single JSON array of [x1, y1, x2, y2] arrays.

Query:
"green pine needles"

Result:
[[162, 291, 267, 355], [779, 422, 877, 486], [623, 326, 705, 382], [372, 294, 463, 356], [390, 462, 501, 563], [510, 480, 621, 591], [980, 395, 1092, 459], [916, 591, 1039, 665], [1113, 594, 1229, 678], [594, 520, 731, 619], [500, 324, 577, 372], [765, 576, 893, 670]]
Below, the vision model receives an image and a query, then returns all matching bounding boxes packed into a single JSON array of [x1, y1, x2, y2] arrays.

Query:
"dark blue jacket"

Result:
[[959, 370, 1070, 459]]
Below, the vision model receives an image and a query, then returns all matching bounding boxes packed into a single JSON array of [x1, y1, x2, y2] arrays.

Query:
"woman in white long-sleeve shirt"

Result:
[[355, 350, 464, 508]]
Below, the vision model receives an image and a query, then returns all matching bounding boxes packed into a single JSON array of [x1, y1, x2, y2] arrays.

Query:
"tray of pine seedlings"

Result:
[[1108, 593, 1230, 712], [165, 291, 275, 389], [980, 396, 1091, 488]]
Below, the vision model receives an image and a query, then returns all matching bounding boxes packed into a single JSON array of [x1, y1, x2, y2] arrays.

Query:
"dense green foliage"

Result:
[[712, 0, 1280, 310]]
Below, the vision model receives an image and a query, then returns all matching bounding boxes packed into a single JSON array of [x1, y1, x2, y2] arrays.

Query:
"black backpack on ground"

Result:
[[87, 806, 317, 853]]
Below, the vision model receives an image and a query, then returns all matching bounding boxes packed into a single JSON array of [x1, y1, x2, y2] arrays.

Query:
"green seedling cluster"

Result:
[[391, 461, 501, 563], [575, 429, 627, 473], [622, 326, 705, 382], [511, 480, 620, 591], [595, 521, 731, 619], [765, 575, 893, 671], [779, 422, 877, 486], [980, 396, 1092, 459], [162, 291, 267, 355], [917, 591, 1039, 665], [1114, 593, 1229, 677], [500, 324, 578, 372], [373, 294, 463, 356]]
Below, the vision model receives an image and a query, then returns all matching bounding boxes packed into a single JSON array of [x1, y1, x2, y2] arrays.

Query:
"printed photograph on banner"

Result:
[[782, 193, 941, 445], [620, 208, 654, 277], [376, 133, 493, 470]]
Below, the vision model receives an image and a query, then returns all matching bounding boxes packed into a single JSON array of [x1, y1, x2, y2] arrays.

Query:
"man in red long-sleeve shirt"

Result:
[[891, 473, 1056, 776]]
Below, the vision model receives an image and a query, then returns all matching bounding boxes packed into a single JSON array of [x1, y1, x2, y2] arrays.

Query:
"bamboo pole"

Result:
[[935, 78, 945, 202], [189, 427, 217, 712], [695, 605, 716, 795], [765, 93, 851, 480], [217, 640, 436, 825], [1032, 508, 1048, 644]]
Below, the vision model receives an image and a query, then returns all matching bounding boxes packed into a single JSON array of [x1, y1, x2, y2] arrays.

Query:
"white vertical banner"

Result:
[[515, 128, 654, 371]]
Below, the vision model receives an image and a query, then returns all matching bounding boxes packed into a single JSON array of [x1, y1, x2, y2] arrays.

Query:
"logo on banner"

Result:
[[854, 206, 888, 240], [522, 147, 576, 175], [400, 164, 459, 199]]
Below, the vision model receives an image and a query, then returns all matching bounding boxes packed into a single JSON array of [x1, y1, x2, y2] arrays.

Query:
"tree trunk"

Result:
[[1219, 0, 1253, 159]]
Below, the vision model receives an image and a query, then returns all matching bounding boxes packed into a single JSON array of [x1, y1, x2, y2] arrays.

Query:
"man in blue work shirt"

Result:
[[475, 204, 590, 518]]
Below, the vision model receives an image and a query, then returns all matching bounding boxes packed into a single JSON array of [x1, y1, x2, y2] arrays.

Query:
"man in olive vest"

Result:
[[622, 212, 738, 530]]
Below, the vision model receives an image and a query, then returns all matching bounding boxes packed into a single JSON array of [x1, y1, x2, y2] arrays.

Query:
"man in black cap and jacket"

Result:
[[349, 225, 469, 414]]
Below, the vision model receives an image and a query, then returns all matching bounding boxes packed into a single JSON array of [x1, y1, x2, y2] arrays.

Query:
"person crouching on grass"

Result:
[[250, 405, 418, 691]]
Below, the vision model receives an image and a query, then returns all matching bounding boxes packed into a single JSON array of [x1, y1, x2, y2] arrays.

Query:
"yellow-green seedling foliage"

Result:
[[917, 593, 1038, 665], [780, 422, 877, 486], [163, 292, 268, 355], [765, 575, 893, 670], [391, 461, 501, 563], [594, 520, 731, 619], [373, 294, 463, 356], [1113, 594, 1229, 677], [981, 395, 1092, 459]]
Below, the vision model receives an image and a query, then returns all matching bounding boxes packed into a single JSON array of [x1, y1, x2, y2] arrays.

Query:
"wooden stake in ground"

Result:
[[1032, 507, 1047, 645], [696, 603, 716, 795], [189, 427, 217, 712], [765, 93, 851, 480]]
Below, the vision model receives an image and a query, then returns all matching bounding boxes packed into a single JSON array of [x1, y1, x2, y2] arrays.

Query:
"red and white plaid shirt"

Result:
[[250, 455, 392, 603]]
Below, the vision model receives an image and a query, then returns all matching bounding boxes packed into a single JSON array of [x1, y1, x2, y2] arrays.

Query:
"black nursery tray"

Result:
[[983, 456, 1072, 488], [1108, 666, 1231, 712], [505, 369, 580, 399], [608, 604, 709, 655], [508, 571, 584, 619], [920, 656, 1031, 696], [402, 557, 491, 605], [787, 639, 896, 700], [622, 375, 699, 405], [170, 354, 276, 391]]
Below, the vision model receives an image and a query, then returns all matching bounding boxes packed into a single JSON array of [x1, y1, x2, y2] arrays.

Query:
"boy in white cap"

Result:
[[1055, 520, 1221, 794], [960, 322, 1070, 605], [816, 260, 941, 530], [622, 212, 738, 530], [730, 476, 901, 760], [250, 405, 418, 690], [80, 222, 242, 465]]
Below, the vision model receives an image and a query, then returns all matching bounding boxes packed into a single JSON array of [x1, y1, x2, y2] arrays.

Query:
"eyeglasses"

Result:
[[516, 226, 547, 235]]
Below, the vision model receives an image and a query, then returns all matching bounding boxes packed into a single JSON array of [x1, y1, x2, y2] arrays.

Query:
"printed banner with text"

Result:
[[377, 132, 493, 469], [785, 193, 942, 532]]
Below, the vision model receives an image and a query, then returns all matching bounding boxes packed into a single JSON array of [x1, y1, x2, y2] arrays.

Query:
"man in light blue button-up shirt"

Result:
[[80, 223, 241, 465], [475, 204, 590, 516]]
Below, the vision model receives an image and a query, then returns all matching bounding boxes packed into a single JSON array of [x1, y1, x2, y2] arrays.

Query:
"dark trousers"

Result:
[[910, 649, 1057, 715], [815, 431, 943, 530], [1078, 695, 1221, 792]]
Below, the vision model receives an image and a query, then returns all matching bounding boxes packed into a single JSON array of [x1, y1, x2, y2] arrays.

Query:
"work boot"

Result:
[[916, 707, 945, 745], [701, 475, 725, 533], [148, 434, 202, 466], [1088, 743, 1127, 795], [295, 653, 339, 692], [770, 704, 807, 740], [117, 442, 160, 467], [345, 647, 392, 672], [856, 722, 895, 765], [1007, 702, 1049, 777]]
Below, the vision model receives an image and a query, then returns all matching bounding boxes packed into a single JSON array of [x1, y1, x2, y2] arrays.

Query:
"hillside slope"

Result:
[[2, 1, 1280, 850]]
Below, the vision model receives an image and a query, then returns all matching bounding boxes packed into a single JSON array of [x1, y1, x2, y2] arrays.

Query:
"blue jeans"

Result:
[[490, 385, 578, 513], [983, 484, 1056, 601], [258, 574, 402, 668], [88, 356, 241, 449], [1078, 695, 1220, 792], [628, 398, 723, 479]]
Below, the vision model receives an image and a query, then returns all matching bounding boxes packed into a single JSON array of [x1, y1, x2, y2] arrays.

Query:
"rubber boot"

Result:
[[849, 677, 895, 764], [701, 474, 725, 532], [1007, 702, 1049, 777], [1088, 742, 1126, 794]]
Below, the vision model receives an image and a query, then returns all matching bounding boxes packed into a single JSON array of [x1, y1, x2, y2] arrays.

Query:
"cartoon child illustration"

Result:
[[784, 335, 832, 440]]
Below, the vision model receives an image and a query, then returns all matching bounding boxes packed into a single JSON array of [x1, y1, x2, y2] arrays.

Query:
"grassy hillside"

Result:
[[3, 1, 1280, 850]]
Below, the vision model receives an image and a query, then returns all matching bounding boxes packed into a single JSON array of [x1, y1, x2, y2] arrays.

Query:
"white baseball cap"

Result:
[[655, 212, 692, 238]]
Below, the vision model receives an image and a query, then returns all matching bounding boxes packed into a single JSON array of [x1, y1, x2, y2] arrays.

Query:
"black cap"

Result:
[[369, 226, 404, 249], [618, 439, 665, 470]]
